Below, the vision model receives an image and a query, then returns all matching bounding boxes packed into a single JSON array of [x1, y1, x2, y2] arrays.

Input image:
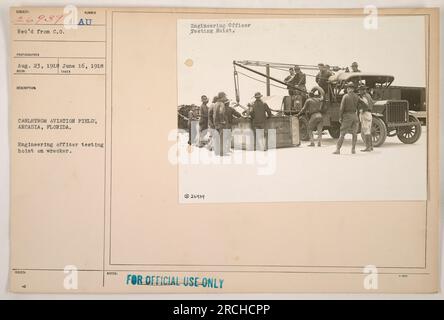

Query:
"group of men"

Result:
[[187, 61, 371, 156], [187, 91, 272, 156]]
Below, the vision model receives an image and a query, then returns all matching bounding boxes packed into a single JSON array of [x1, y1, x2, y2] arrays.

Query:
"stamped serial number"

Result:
[[184, 193, 206, 200]]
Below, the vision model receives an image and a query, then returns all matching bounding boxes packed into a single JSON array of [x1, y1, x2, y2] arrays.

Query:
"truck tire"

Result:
[[397, 115, 422, 144], [361, 117, 387, 147]]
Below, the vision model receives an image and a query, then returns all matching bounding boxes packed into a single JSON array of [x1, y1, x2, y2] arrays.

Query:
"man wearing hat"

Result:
[[210, 92, 242, 155], [249, 92, 272, 151], [297, 87, 324, 147], [351, 62, 361, 73], [333, 82, 360, 154], [357, 84, 374, 152], [223, 100, 242, 154]]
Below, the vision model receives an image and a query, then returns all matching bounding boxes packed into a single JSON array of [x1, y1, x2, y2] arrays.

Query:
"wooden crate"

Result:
[[231, 116, 300, 149]]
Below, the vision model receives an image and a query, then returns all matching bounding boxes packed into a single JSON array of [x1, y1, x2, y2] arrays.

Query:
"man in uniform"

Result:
[[209, 92, 242, 156], [284, 66, 306, 109], [357, 84, 374, 152], [206, 96, 218, 151], [187, 104, 199, 146], [284, 67, 297, 96], [351, 61, 361, 72], [198, 95, 209, 147], [297, 88, 324, 147], [249, 92, 272, 151], [293, 65, 306, 92], [315, 63, 333, 98], [333, 82, 360, 154], [221, 97, 242, 155], [209, 92, 228, 156]]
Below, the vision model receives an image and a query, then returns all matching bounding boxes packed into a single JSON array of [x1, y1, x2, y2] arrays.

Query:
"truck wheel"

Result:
[[397, 115, 422, 144], [362, 117, 387, 147], [298, 116, 310, 141], [328, 124, 340, 139]]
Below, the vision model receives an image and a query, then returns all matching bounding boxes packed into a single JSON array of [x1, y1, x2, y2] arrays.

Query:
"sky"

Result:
[[177, 16, 426, 106]]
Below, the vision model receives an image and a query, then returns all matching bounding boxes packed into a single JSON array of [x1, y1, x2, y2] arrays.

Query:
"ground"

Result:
[[178, 126, 427, 203]]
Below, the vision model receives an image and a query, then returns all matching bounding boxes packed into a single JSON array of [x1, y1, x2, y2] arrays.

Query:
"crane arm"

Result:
[[233, 61, 308, 95]]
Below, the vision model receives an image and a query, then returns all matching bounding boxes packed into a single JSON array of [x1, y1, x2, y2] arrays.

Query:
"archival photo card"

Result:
[[8, 7, 439, 293]]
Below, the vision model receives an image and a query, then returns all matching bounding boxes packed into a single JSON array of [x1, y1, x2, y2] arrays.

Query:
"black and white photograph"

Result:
[[177, 16, 427, 202]]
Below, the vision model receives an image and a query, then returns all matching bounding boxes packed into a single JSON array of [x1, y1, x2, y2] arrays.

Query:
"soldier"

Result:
[[333, 82, 360, 154], [209, 92, 228, 156], [325, 64, 335, 76], [198, 95, 209, 147], [351, 61, 361, 72], [187, 104, 199, 146], [357, 84, 374, 152], [294, 65, 307, 92], [249, 92, 272, 151], [315, 63, 333, 97], [210, 92, 241, 156], [224, 102, 242, 129], [285, 66, 306, 109], [224, 101, 242, 154], [297, 88, 324, 147]]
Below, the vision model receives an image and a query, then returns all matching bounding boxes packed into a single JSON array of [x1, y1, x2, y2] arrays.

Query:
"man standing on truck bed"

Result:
[[284, 66, 307, 110], [284, 67, 297, 96], [249, 92, 272, 151], [315, 63, 333, 99], [210, 92, 228, 156], [333, 82, 360, 155], [357, 84, 374, 152], [187, 104, 199, 147], [293, 65, 307, 92]]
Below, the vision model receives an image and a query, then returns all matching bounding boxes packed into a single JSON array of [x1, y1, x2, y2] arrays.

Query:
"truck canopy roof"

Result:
[[328, 72, 395, 84]]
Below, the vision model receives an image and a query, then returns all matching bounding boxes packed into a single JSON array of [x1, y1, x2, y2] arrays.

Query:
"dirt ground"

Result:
[[178, 126, 427, 203]]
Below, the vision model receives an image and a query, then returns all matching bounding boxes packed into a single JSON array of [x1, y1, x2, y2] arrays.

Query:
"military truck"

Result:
[[232, 61, 422, 147]]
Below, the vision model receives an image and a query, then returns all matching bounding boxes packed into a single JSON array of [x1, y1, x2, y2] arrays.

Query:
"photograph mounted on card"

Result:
[[177, 17, 427, 203]]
